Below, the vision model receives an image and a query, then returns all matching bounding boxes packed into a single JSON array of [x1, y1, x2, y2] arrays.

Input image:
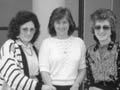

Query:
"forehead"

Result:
[[55, 16, 68, 22], [95, 20, 110, 26], [21, 21, 34, 28]]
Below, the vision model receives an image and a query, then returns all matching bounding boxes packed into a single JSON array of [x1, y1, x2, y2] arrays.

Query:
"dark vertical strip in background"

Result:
[[0, 27, 8, 30], [78, 0, 84, 39], [78, 1, 84, 90]]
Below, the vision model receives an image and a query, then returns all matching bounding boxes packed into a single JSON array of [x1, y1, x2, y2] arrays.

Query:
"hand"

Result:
[[70, 84, 79, 90], [89, 87, 103, 90], [41, 84, 56, 90], [49, 85, 56, 90], [41, 85, 51, 90]]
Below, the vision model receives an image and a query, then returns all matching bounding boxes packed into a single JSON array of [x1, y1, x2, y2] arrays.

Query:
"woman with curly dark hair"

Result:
[[0, 10, 49, 90]]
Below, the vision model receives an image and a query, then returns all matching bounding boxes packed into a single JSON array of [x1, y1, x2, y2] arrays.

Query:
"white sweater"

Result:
[[39, 36, 86, 85]]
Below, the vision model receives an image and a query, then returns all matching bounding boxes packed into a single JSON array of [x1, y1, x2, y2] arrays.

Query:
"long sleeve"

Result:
[[84, 50, 94, 89], [0, 39, 41, 90]]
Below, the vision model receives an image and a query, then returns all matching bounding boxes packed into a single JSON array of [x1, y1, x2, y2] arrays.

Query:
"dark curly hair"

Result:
[[90, 8, 117, 43], [8, 10, 40, 44], [48, 7, 76, 37]]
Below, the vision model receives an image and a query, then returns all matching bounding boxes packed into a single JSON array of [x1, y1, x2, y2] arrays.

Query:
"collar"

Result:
[[94, 41, 114, 51], [16, 39, 33, 48]]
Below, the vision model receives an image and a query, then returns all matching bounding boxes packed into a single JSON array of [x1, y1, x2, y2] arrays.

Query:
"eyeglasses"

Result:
[[94, 25, 111, 31]]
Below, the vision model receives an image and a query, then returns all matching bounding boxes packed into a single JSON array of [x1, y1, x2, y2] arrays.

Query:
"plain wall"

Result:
[[0, 0, 32, 47]]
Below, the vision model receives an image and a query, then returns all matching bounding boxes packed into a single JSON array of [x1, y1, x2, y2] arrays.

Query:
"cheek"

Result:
[[108, 31, 111, 35], [32, 31, 35, 36], [94, 31, 99, 35], [19, 32, 25, 37]]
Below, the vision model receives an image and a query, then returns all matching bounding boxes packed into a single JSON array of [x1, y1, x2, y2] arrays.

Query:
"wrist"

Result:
[[46, 83, 53, 87], [73, 83, 79, 87]]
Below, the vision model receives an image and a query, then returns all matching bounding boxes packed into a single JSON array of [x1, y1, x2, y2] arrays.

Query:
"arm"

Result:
[[0, 40, 41, 90], [39, 39, 56, 90], [41, 71, 56, 90], [70, 40, 86, 90], [72, 68, 86, 88], [0, 58, 41, 90], [41, 71, 52, 85]]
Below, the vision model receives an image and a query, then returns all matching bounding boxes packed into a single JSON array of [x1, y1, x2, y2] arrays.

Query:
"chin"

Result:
[[24, 39, 31, 42]]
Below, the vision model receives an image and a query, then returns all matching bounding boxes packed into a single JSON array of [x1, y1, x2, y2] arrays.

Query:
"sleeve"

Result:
[[39, 39, 50, 73], [79, 40, 86, 69], [84, 49, 94, 88], [0, 40, 41, 90]]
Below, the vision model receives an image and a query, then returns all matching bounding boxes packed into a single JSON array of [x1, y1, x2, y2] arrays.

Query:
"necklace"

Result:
[[17, 38, 33, 56], [23, 46, 33, 56]]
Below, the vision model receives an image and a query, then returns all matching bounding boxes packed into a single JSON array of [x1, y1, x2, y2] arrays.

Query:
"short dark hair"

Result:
[[90, 8, 117, 43], [8, 10, 40, 44], [48, 7, 76, 37]]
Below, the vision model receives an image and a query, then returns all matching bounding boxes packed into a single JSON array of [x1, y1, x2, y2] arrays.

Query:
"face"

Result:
[[94, 20, 111, 42], [54, 17, 69, 37], [19, 21, 36, 43]]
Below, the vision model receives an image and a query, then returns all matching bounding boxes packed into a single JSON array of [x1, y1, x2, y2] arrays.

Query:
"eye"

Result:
[[22, 28, 28, 31], [30, 28, 36, 31], [103, 25, 111, 30], [94, 26, 101, 30], [55, 21, 60, 24]]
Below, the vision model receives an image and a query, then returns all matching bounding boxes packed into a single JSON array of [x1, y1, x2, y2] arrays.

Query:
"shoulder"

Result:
[[0, 39, 17, 58], [87, 44, 96, 52], [41, 37, 55, 45], [71, 36, 83, 41], [40, 37, 56, 49], [71, 36, 85, 45], [1, 39, 15, 50], [114, 41, 120, 51], [2, 39, 15, 47], [1, 39, 18, 53]]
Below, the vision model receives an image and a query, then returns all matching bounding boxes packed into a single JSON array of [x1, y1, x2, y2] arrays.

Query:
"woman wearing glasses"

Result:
[[0, 11, 50, 90], [84, 8, 120, 90]]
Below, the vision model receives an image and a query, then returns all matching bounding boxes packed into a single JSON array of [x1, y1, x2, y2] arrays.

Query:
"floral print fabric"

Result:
[[84, 42, 120, 89]]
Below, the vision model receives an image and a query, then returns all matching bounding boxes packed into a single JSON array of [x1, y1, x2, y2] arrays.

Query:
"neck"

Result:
[[18, 38, 29, 47], [56, 34, 69, 39], [99, 38, 111, 46]]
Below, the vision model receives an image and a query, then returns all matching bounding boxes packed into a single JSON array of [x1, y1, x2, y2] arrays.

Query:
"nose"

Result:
[[99, 28, 104, 33], [27, 30, 31, 35]]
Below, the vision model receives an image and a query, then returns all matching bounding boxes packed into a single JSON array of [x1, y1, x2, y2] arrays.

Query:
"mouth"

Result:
[[98, 33, 106, 36]]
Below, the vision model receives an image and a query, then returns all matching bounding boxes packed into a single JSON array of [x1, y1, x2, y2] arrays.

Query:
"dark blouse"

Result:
[[84, 42, 120, 89]]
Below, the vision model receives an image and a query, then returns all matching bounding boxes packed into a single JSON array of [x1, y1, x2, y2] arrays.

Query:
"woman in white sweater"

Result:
[[39, 7, 86, 90]]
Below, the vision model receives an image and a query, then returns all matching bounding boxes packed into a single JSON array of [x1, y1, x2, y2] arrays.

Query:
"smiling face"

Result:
[[94, 20, 111, 43], [54, 17, 70, 39], [19, 21, 36, 43]]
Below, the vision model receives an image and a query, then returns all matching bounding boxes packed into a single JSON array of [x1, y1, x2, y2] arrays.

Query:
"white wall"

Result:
[[84, 0, 113, 47], [0, 0, 32, 47]]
